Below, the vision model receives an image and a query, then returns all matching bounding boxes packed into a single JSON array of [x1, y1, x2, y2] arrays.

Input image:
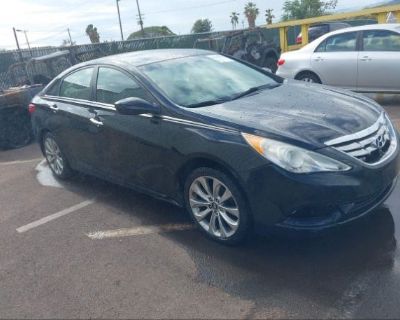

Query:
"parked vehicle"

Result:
[[194, 28, 280, 73], [8, 51, 73, 87], [277, 24, 400, 93], [296, 22, 351, 44], [0, 85, 43, 149], [31, 49, 399, 244]]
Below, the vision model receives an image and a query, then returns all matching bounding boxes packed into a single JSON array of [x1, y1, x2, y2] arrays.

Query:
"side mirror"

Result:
[[115, 97, 160, 115]]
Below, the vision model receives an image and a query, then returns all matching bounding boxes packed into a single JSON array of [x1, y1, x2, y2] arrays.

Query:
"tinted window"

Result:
[[60, 68, 93, 100], [363, 30, 400, 51], [46, 79, 60, 96], [96, 68, 152, 104], [316, 32, 357, 52]]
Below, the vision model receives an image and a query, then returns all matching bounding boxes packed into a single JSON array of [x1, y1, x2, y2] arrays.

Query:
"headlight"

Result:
[[242, 133, 351, 173]]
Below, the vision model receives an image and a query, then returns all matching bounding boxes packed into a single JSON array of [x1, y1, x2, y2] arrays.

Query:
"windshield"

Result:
[[139, 54, 278, 107]]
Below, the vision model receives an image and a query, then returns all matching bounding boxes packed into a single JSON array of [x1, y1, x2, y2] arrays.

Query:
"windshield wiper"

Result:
[[185, 83, 281, 108], [230, 83, 281, 101], [186, 98, 228, 108]]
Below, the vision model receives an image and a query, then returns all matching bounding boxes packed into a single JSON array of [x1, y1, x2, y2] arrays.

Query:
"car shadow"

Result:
[[164, 206, 397, 315], [55, 170, 397, 315]]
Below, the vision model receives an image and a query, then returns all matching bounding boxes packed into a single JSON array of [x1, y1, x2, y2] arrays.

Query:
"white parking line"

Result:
[[0, 158, 43, 166], [87, 223, 194, 240], [16, 199, 95, 233]]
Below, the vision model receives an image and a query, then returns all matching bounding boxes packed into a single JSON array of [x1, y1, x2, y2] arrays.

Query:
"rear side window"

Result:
[[60, 68, 94, 101], [363, 30, 400, 51], [45, 79, 60, 96], [315, 32, 357, 52], [96, 67, 152, 104]]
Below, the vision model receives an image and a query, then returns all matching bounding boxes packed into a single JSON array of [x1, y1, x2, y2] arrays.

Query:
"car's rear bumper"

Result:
[[245, 142, 400, 231]]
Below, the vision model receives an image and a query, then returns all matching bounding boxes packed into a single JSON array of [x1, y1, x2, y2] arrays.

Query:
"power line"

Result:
[[144, 0, 236, 15]]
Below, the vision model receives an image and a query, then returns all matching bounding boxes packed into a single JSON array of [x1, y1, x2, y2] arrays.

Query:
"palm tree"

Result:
[[85, 24, 100, 43], [265, 9, 275, 25], [244, 2, 259, 29], [230, 12, 240, 30]]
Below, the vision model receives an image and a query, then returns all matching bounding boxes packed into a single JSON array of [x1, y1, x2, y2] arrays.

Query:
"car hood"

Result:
[[189, 81, 382, 149]]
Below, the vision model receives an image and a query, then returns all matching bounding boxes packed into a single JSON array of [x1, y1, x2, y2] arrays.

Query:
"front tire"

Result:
[[184, 167, 251, 245], [42, 132, 73, 179]]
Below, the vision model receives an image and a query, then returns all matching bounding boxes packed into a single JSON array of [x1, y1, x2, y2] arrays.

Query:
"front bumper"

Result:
[[245, 140, 400, 230], [277, 177, 397, 230]]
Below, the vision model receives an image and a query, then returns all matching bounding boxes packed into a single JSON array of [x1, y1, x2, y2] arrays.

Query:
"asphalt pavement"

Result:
[[0, 103, 400, 319]]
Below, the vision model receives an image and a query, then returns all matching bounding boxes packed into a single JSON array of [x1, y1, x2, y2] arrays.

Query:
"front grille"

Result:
[[325, 113, 396, 165]]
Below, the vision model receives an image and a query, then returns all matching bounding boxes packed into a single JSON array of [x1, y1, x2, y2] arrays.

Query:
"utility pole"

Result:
[[67, 28, 73, 45], [16, 29, 32, 56], [12, 27, 23, 62], [135, 0, 144, 36], [116, 0, 124, 41]]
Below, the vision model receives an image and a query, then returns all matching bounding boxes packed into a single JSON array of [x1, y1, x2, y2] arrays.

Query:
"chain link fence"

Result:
[[0, 30, 254, 90]]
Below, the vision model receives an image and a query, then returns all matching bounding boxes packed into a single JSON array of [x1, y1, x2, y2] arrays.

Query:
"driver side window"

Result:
[[96, 67, 153, 105], [315, 32, 357, 52]]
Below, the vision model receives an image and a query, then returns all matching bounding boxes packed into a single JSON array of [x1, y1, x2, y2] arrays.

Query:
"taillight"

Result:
[[28, 103, 36, 114], [296, 36, 302, 44], [277, 59, 285, 66]]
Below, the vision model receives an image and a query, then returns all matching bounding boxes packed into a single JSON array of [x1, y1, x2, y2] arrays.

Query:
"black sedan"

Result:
[[30, 49, 400, 244]]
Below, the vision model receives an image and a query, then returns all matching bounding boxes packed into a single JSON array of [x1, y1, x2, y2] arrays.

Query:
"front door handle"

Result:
[[360, 56, 372, 61], [89, 118, 103, 127]]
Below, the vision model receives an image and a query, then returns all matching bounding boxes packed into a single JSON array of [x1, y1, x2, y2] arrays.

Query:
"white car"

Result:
[[277, 23, 400, 93]]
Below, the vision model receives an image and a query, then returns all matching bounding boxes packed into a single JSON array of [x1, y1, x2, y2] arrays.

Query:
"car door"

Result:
[[311, 31, 359, 89], [90, 66, 166, 193], [358, 29, 400, 92], [42, 67, 103, 172]]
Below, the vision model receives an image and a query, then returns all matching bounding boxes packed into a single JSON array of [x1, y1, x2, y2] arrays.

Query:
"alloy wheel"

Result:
[[189, 176, 240, 239], [44, 136, 64, 176]]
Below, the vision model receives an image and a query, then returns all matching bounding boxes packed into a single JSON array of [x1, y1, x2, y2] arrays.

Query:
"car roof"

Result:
[[323, 23, 400, 36], [80, 48, 214, 69], [297, 23, 400, 52]]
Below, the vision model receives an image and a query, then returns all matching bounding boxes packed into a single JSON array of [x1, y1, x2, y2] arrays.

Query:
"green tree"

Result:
[[191, 19, 213, 33], [230, 12, 240, 30], [127, 26, 175, 40], [265, 8, 275, 24], [244, 2, 259, 29], [282, 0, 338, 21], [85, 24, 100, 43]]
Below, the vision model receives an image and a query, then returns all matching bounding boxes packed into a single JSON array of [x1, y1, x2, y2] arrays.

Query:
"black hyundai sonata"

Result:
[[31, 49, 400, 244]]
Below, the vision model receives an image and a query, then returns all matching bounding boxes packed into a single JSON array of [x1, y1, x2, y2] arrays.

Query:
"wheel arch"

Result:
[[176, 155, 249, 206], [38, 128, 51, 155]]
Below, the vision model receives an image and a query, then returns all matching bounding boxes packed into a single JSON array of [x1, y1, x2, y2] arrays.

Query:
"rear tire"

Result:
[[296, 72, 321, 84], [184, 167, 251, 245], [42, 132, 73, 180], [264, 56, 278, 74]]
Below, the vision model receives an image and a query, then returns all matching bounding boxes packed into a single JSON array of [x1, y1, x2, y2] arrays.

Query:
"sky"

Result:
[[0, 0, 383, 50]]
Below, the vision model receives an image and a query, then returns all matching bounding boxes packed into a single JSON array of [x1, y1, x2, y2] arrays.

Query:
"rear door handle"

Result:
[[48, 103, 58, 112], [89, 117, 103, 127], [313, 57, 324, 62]]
